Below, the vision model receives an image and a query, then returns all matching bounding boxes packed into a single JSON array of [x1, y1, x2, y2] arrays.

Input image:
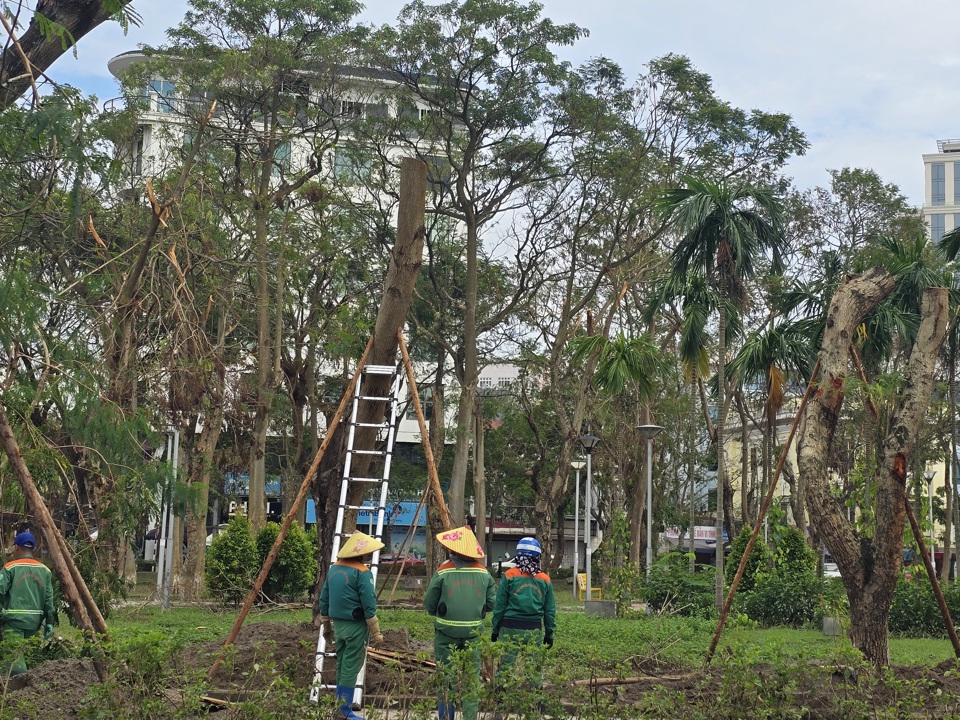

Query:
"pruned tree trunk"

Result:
[[798, 268, 947, 667], [313, 158, 427, 587]]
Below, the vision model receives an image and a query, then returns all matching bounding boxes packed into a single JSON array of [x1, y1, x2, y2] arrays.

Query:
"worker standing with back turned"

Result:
[[318, 531, 385, 720], [0, 531, 56, 676], [425, 526, 495, 720], [491, 536, 555, 713]]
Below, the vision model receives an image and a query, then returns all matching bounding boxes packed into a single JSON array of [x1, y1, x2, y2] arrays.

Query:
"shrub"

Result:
[[772, 526, 817, 576], [641, 552, 716, 618], [255, 521, 317, 601], [740, 572, 824, 628], [206, 516, 258, 605], [888, 575, 960, 637], [724, 527, 772, 592]]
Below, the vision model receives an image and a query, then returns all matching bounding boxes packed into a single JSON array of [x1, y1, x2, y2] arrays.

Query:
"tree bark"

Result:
[[313, 157, 427, 586], [798, 269, 947, 667], [0, 0, 133, 109]]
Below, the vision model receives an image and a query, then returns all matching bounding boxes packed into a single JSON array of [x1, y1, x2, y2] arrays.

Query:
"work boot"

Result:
[[335, 686, 364, 720]]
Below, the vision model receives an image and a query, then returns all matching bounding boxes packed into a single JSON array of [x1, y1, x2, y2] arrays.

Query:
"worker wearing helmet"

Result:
[[318, 531, 386, 720], [425, 526, 496, 720], [0, 531, 57, 676], [491, 536, 555, 696]]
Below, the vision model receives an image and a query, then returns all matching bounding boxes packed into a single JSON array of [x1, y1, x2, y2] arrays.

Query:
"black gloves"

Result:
[[491, 631, 498, 642], [543, 633, 554, 649]]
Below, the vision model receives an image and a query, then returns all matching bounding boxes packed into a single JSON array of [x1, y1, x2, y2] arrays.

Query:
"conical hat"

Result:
[[436, 526, 484, 559], [338, 531, 385, 559]]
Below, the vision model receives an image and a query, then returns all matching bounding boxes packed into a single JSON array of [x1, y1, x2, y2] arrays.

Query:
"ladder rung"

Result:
[[353, 421, 391, 429], [356, 394, 394, 402], [342, 504, 385, 512], [349, 448, 387, 456], [363, 364, 397, 375], [345, 476, 386, 484]]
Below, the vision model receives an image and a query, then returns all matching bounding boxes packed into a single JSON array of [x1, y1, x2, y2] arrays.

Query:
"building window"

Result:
[[334, 146, 374, 182], [932, 213, 945, 242], [272, 142, 291, 175], [932, 163, 945, 205], [478, 378, 492, 389], [954, 164, 960, 205], [405, 385, 434, 421], [149, 79, 177, 113]]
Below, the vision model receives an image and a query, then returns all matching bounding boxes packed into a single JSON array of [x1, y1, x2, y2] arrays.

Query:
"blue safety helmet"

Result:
[[515, 536, 542, 557]]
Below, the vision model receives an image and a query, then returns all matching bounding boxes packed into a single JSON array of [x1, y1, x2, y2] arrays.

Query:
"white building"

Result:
[[922, 139, 960, 242]]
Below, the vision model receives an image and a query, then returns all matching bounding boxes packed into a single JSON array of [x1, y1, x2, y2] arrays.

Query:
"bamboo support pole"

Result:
[[207, 337, 374, 680], [905, 501, 960, 657], [0, 400, 110, 680], [848, 345, 960, 658], [397, 330, 452, 532], [705, 362, 820, 666]]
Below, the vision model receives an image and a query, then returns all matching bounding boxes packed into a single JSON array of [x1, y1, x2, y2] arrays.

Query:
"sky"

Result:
[[46, 0, 960, 207]]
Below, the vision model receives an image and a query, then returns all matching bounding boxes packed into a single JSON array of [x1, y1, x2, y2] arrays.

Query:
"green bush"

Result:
[[724, 527, 772, 592], [772, 526, 817, 576], [888, 576, 960, 637], [641, 552, 716, 618], [739, 572, 824, 628], [206, 516, 258, 605], [255, 521, 317, 600]]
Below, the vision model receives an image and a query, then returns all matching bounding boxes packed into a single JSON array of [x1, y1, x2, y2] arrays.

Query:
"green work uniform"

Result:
[[0, 557, 56, 675], [318, 559, 377, 687], [425, 557, 496, 720], [491, 567, 556, 692]]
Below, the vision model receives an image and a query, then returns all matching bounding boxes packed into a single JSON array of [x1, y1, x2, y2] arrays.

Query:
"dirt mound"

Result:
[[2, 659, 100, 718]]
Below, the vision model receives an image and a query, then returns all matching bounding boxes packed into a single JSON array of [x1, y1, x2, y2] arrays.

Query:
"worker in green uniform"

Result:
[[425, 525, 496, 720], [491, 536, 555, 711], [318, 531, 385, 720], [0, 531, 56, 676]]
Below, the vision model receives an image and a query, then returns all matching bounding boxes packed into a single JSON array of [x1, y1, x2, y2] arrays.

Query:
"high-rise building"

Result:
[[922, 139, 960, 241]]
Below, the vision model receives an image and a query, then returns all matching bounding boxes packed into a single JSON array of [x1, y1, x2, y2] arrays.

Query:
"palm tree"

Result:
[[657, 175, 785, 609]]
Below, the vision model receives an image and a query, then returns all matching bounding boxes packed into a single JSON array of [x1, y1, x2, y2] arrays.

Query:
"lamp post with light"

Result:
[[925, 469, 936, 566], [571, 460, 586, 595], [578, 433, 600, 601], [636, 425, 664, 576]]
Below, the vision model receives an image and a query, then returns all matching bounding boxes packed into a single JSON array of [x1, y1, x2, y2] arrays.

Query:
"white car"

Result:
[[824, 561, 841, 578]]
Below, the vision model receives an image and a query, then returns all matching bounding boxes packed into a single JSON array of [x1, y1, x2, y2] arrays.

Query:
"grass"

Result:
[[107, 575, 958, 671]]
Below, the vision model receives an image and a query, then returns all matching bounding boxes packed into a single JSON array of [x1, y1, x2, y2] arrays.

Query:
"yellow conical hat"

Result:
[[436, 526, 484, 559], [338, 531, 385, 559]]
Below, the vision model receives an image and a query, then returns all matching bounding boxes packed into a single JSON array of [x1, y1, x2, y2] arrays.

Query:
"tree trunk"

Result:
[[714, 275, 728, 610], [474, 401, 486, 548], [798, 269, 947, 667], [314, 158, 427, 585], [737, 392, 751, 527]]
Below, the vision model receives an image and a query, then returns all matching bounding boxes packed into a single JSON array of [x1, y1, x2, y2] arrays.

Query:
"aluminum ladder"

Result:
[[309, 361, 405, 705]]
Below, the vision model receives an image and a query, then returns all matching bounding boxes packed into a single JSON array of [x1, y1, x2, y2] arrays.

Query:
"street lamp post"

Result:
[[571, 460, 586, 597], [578, 434, 600, 601], [636, 425, 664, 576], [925, 469, 936, 567]]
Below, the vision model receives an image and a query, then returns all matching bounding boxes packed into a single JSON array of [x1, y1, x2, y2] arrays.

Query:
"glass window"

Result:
[[932, 213, 945, 242], [334, 146, 373, 182], [932, 163, 945, 205], [273, 142, 291, 174], [149, 79, 176, 113], [955, 164, 960, 205]]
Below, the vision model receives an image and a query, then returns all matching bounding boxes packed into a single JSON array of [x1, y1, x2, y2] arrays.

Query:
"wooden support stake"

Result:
[[704, 362, 820, 666], [207, 337, 374, 680], [397, 330, 452, 532], [0, 399, 109, 679]]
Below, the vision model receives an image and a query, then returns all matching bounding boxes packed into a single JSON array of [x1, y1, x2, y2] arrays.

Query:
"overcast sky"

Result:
[[47, 0, 960, 206]]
